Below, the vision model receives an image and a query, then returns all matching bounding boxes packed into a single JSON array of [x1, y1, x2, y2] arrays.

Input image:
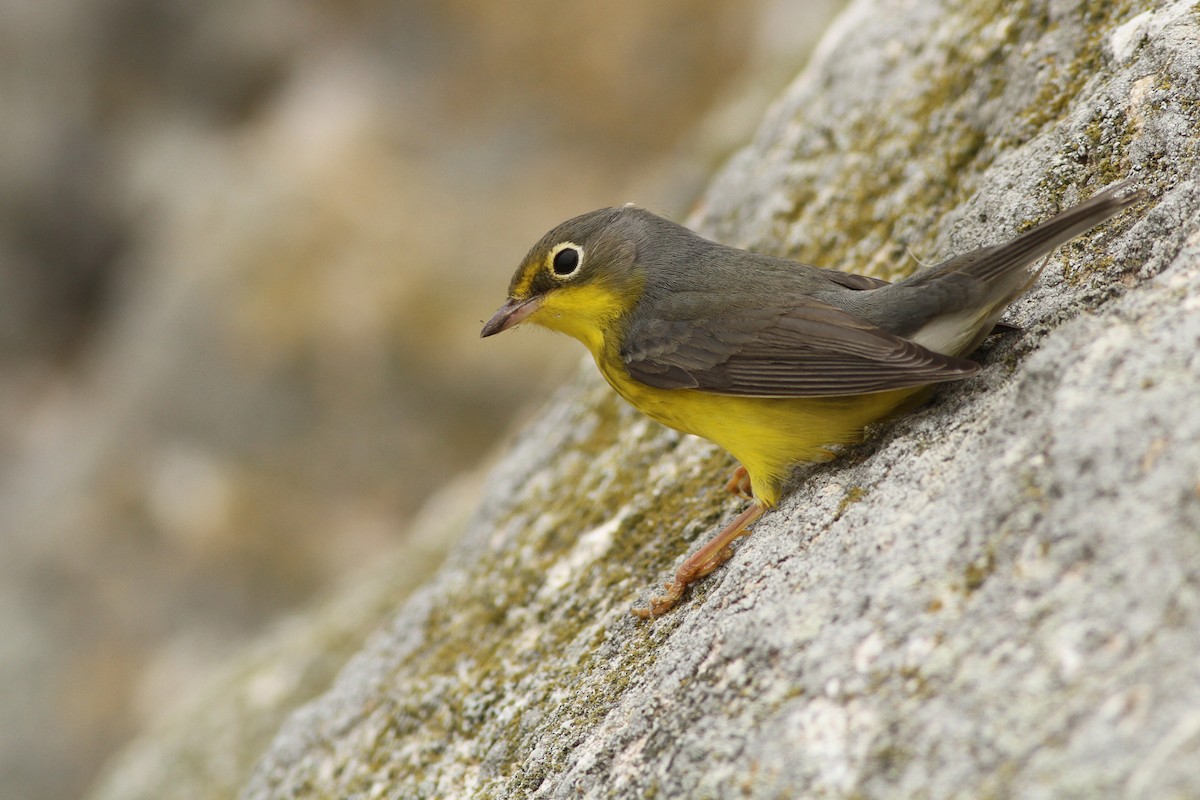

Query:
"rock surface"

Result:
[[4, 3, 836, 798], [92, 0, 1200, 798]]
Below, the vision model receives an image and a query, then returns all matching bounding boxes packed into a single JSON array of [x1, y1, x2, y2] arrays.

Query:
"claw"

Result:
[[724, 465, 754, 499]]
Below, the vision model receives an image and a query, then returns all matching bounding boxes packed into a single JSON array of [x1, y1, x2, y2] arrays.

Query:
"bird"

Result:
[[481, 180, 1144, 617]]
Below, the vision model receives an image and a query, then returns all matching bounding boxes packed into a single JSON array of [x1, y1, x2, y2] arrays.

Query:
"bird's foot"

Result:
[[631, 504, 764, 618], [724, 465, 754, 499]]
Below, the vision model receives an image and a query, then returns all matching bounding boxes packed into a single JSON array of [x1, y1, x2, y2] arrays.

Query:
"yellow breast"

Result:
[[597, 357, 917, 507], [527, 282, 919, 508]]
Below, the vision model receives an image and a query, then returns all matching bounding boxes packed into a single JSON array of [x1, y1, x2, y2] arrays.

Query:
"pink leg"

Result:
[[632, 502, 765, 618]]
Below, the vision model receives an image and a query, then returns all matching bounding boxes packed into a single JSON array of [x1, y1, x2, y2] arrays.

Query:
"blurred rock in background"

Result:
[[0, 1, 844, 798]]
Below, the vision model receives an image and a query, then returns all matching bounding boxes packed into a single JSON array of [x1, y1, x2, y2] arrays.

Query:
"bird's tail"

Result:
[[904, 179, 1146, 288], [873, 179, 1146, 356]]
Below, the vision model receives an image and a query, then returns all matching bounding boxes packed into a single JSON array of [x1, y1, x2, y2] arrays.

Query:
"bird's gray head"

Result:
[[481, 205, 659, 339]]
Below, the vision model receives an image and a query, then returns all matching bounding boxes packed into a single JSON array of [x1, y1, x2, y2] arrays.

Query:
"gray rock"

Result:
[[96, 0, 1200, 798], [85, 474, 470, 800]]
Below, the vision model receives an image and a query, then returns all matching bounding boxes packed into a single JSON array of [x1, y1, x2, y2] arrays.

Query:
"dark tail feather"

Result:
[[961, 179, 1145, 284], [906, 179, 1146, 287]]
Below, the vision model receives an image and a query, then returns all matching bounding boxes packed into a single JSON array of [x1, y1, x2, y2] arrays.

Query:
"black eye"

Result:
[[552, 246, 580, 276]]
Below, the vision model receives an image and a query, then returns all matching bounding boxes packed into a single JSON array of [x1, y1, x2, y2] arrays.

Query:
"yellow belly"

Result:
[[529, 296, 927, 508], [597, 356, 920, 507]]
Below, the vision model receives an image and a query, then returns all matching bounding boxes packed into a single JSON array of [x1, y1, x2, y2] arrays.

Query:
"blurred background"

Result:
[[0, 2, 844, 798]]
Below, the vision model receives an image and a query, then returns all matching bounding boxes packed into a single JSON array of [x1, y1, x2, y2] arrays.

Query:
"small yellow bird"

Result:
[[482, 181, 1143, 617]]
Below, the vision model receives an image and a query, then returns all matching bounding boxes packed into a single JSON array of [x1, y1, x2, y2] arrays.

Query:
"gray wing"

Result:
[[621, 296, 980, 397], [818, 268, 890, 291]]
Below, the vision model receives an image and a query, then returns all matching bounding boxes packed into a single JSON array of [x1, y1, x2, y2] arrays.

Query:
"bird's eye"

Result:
[[550, 244, 582, 277]]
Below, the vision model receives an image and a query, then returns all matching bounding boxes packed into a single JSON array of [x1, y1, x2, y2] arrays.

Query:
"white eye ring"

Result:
[[548, 242, 584, 279]]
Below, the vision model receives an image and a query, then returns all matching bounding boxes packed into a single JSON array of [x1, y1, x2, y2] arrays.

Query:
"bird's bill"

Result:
[[480, 296, 542, 337]]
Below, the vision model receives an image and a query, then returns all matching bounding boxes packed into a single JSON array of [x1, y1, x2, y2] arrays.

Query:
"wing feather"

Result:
[[621, 296, 979, 397]]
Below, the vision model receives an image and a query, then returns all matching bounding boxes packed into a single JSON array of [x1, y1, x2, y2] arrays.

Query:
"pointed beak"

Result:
[[480, 296, 542, 337]]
